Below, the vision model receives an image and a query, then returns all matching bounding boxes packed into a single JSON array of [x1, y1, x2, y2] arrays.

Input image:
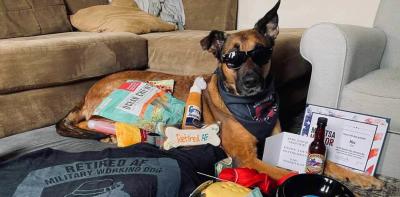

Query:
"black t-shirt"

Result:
[[0, 143, 226, 197]]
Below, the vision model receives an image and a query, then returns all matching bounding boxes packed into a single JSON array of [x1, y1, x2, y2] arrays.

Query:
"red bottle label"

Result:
[[305, 153, 325, 174]]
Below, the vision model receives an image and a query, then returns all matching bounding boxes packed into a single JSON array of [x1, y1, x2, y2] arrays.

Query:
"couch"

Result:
[[300, 0, 399, 179], [0, 0, 310, 160]]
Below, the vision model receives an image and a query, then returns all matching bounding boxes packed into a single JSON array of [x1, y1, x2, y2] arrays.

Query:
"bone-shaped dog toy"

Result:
[[163, 123, 220, 150]]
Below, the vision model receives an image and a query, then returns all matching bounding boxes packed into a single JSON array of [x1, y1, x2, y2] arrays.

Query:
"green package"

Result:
[[93, 80, 185, 131]]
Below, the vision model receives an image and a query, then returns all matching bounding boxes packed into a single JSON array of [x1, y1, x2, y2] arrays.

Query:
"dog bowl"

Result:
[[277, 174, 355, 197]]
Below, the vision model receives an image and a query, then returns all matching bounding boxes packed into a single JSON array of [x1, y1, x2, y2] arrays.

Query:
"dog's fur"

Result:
[[57, 0, 383, 189]]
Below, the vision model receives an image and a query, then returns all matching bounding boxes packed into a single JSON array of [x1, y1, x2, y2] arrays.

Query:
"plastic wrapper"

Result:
[[93, 80, 185, 131]]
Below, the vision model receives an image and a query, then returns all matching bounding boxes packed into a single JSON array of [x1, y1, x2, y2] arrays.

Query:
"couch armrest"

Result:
[[183, 0, 238, 31], [300, 23, 386, 108]]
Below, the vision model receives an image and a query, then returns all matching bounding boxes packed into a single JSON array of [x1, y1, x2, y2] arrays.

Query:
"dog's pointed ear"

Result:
[[200, 30, 227, 61], [254, 0, 280, 41]]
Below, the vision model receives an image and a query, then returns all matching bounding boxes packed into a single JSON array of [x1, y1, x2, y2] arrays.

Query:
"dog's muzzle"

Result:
[[237, 72, 264, 96]]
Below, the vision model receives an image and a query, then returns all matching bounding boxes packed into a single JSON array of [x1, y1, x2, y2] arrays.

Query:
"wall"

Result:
[[238, 0, 381, 29]]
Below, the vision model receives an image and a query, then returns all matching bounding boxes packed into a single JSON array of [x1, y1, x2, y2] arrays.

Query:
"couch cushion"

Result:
[[183, 0, 238, 31], [0, 80, 100, 138], [0, 32, 147, 94], [0, 125, 115, 163], [340, 68, 400, 131], [141, 30, 218, 75], [71, 5, 176, 34], [0, 0, 72, 39], [64, 0, 109, 15]]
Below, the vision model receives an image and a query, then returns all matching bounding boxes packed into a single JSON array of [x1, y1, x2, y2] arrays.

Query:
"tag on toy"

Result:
[[215, 157, 233, 177], [163, 124, 220, 150]]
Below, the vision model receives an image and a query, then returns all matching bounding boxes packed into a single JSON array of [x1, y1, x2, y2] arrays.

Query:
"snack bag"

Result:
[[93, 80, 185, 131], [146, 79, 175, 94]]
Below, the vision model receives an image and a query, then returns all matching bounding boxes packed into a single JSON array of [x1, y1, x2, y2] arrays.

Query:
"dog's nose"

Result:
[[243, 75, 259, 88]]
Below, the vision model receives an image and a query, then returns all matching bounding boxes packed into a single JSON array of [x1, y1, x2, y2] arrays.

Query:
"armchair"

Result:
[[300, 0, 400, 178]]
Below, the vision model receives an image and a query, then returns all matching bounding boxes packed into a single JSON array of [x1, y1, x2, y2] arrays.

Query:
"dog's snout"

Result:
[[243, 75, 259, 88]]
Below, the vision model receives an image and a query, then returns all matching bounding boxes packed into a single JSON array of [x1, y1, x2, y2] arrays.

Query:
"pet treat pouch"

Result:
[[93, 80, 185, 131]]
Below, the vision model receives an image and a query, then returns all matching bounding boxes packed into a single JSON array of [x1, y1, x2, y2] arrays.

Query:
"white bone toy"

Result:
[[163, 123, 220, 150]]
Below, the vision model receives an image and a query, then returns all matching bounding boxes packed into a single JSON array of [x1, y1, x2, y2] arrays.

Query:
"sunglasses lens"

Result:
[[223, 51, 246, 69], [251, 47, 272, 65], [222, 47, 272, 69]]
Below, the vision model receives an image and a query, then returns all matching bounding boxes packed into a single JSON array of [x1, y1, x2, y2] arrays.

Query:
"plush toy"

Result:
[[201, 182, 251, 197]]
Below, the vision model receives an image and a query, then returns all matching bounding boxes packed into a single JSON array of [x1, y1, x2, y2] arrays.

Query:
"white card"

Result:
[[262, 132, 313, 173]]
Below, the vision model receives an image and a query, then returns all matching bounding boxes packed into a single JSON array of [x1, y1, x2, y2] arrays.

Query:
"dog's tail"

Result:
[[56, 104, 107, 140]]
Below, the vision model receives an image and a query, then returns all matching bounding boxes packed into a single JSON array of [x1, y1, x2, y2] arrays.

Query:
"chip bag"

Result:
[[93, 80, 185, 131]]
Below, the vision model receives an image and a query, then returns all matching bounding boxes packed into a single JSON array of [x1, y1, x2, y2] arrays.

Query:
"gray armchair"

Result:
[[300, 0, 400, 178]]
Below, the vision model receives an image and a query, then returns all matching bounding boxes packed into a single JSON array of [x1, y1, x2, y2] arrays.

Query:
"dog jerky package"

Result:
[[93, 80, 185, 131]]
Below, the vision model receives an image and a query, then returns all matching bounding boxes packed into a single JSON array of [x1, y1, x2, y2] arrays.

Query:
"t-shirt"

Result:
[[0, 143, 226, 197]]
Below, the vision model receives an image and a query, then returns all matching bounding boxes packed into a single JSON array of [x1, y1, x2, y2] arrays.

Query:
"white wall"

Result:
[[238, 0, 381, 29]]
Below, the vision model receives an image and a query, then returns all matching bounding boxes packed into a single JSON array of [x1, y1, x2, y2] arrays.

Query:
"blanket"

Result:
[[135, 0, 185, 30], [0, 144, 226, 197]]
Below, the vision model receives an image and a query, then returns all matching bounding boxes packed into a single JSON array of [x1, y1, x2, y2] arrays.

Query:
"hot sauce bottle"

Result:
[[305, 117, 328, 175]]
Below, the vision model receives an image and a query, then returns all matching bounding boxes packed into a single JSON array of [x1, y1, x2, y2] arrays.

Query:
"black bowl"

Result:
[[277, 174, 355, 197]]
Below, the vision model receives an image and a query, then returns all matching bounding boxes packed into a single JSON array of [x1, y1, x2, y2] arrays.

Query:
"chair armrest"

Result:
[[300, 23, 386, 108], [183, 0, 238, 31]]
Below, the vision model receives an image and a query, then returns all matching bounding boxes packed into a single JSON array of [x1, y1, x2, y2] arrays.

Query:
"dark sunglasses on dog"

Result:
[[222, 46, 273, 70]]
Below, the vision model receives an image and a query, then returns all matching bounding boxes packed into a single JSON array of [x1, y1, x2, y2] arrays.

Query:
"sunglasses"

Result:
[[222, 46, 273, 70]]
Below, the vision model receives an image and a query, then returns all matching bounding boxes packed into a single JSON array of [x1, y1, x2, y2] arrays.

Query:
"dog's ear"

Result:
[[254, 0, 280, 41], [200, 30, 227, 61]]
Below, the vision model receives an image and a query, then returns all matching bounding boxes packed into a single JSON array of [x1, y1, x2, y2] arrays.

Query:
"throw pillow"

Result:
[[71, 5, 176, 34]]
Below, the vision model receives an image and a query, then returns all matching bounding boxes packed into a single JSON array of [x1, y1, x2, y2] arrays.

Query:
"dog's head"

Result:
[[201, 0, 280, 96]]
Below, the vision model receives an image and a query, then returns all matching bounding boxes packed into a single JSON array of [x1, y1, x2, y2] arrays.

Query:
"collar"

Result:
[[215, 67, 279, 158]]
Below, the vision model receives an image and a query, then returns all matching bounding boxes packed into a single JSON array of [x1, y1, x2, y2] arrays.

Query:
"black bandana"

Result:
[[216, 68, 279, 158]]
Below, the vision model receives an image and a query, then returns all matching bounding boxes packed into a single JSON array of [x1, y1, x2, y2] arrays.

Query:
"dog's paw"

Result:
[[100, 135, 117, 144], [347, 173, 384, 190]]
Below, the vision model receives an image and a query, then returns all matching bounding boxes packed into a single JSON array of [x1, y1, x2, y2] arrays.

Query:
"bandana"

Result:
[[216, 68, 279, 158]]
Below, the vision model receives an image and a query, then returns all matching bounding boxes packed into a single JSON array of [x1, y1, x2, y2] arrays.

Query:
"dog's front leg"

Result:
[[220, 118, 292, 181], [272, 119, 281, 136], [325, 161, 383, 189]]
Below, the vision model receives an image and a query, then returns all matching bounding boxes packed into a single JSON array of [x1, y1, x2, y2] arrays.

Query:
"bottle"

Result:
[[88, 119, 163, 147], [87, 119, 116, 135], [305, 117, 328, 175], [182, 77, 207, 129]]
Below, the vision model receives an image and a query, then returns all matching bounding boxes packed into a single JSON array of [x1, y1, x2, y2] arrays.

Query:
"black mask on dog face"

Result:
[[222, 46, 273, 70]]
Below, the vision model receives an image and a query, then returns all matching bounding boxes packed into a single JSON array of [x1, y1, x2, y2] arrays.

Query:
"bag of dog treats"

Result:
[[93, 80, 185, 131]]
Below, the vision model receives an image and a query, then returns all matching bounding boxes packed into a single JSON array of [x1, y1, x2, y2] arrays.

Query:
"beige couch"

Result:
[[0, 0, 310, 145]]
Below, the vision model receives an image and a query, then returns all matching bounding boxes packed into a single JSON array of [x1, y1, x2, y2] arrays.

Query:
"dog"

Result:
[[57, 0, 383, 189], [197, 0, 383, 189]]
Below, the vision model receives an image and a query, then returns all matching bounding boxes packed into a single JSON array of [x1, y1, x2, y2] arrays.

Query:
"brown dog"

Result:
[[197, 0, 382, 189], [57, 0, 382, 189]]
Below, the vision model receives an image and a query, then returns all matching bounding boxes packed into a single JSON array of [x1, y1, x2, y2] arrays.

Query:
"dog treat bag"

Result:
[[93, 80, 185, 131]]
